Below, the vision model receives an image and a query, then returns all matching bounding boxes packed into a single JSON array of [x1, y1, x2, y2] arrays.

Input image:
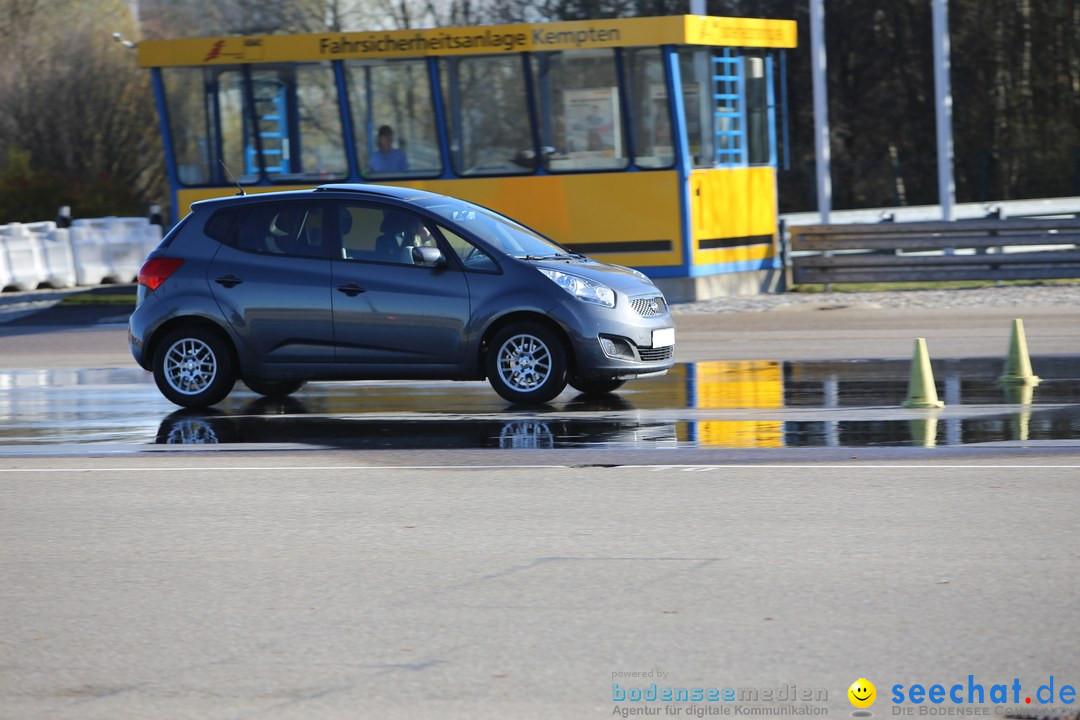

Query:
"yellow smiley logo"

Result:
[[848, 678, 876, 708]]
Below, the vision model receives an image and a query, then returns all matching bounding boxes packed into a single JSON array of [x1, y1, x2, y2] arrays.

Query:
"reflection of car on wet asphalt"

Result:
[[129, 184, 675, 408], [155, 394, 677, 449]]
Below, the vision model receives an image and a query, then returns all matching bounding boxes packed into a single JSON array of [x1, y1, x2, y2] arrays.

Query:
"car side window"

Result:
[[439, 225, 497, 272], [338, 206, 436, 267], [234, 203, 326, 259]]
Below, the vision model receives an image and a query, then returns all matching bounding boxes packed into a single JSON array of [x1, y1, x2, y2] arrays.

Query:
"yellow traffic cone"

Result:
[[902, 338, 944, 408], [998, 318, 1040, 386]]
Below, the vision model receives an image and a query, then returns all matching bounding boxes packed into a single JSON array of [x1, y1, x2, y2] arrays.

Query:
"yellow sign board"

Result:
[[139, 15, 796, 67], [684, 15, 797, 49]]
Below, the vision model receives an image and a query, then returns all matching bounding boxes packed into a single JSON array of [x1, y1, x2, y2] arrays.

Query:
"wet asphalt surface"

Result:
[[1, 355, 1079, 452], [1, 285, 1080, 453]]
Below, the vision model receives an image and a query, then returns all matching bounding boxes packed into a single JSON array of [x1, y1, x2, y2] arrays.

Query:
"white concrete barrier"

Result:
[[0, 223, 48, 291], [0, 216, 161, 290], [22, 221, 77, 288], [0, 227, 13, 290], [40, 227, 78, 288], [68, 224, 112, 286], [69, 217, 162, 286]]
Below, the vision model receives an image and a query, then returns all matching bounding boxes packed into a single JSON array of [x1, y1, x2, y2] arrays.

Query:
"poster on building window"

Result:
[[564, 87, 621, 158]]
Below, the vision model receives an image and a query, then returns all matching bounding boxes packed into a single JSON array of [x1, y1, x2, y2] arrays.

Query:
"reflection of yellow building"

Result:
[[697, 419, 783, 448], [694, 360, 782, 408], [692, 360, 784, 448]]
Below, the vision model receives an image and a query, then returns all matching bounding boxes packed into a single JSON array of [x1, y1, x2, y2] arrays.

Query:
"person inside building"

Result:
[[370, 124, 408, 173]]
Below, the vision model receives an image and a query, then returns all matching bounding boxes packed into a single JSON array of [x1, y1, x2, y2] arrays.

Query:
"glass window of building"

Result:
[[677, 48, 719, 168], [744, 53, 771, 166], [250, 63, 347, 182], [531, 49, 629, 172], [345, 59, 442, 178], [624, 48, 674, 169], [216, 69, 255, 181], [161, 67, 215, 185], [441, 56, 534, 176], [162, 67, 253, 184], [163, 65, 347, 185], [676, 48, 766, 168]]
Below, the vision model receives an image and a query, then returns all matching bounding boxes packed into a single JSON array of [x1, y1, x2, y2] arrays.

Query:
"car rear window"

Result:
[[234, 203, 326, 259], [203, 207, 243, 245]]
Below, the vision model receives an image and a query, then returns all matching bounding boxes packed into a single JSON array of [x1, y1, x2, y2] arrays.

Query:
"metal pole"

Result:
[[933, 0, 955, 221], [809, 0, 831, 224]]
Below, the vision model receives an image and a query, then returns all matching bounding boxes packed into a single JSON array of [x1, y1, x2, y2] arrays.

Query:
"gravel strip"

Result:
[[672, 284, 1080, 314]]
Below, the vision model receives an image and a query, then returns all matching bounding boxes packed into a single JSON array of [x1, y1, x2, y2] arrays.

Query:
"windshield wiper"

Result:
[[514, 252, 582, 261]]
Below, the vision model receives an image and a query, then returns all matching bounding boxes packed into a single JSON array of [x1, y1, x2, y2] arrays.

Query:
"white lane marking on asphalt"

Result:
[[0, 464, 1078, 473]]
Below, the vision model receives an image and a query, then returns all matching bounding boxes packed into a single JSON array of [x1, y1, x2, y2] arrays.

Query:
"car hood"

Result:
[[530, 258, 663, 296]]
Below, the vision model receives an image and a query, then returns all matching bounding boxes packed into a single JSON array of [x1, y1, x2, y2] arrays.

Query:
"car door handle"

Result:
[[214, 274, 243, 288], [336, 283, 366, 297]]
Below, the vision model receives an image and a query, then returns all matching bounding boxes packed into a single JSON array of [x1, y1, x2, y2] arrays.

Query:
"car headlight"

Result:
[[538, 268, 615, 307]]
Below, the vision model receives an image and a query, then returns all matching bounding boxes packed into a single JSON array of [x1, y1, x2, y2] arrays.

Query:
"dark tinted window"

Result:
[[204, 207, 242, 245], [235, 203, 326, 259]]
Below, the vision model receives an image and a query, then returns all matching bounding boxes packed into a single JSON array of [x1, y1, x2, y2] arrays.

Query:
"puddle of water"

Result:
[[0, 358, 1077, 449]]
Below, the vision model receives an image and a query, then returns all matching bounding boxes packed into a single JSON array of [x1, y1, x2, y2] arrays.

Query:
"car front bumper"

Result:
[[549, 292, 676, 380]]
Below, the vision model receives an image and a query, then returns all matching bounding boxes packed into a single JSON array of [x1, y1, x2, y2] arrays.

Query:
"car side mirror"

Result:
[[412, 245, 446, 268]]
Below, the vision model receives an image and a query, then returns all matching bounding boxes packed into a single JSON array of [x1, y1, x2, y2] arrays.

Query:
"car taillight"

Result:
[[138, 257, 184, 291]]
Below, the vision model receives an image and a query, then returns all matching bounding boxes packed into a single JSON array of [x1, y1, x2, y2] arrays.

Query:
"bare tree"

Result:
[[141, 0, 379, 37], [0, 0, 164, 221]]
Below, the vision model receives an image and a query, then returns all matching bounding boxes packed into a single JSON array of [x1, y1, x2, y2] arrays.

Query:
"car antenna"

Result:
[[219, 159, 246, 196]]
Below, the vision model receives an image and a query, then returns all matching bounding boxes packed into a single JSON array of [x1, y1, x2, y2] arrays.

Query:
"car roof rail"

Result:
[[315, 183, 440, 202]]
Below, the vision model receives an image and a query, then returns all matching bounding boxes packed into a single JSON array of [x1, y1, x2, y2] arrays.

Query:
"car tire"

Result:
[[243, 378, 306, 398], [568, 377, 626, 396], [486, 322, 568, 404], [152, 326, 236, 408]]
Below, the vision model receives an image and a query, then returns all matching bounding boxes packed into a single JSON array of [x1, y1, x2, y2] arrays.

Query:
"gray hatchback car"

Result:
[[129, 184, 675, 407]]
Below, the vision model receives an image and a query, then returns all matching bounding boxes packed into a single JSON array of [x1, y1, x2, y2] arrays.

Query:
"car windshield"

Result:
[[421, 197, 577, 259]]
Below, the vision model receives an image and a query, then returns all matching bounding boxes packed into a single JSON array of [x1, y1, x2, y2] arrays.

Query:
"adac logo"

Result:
[[204, 40, 226, 62], [849, 678, 877, 714]]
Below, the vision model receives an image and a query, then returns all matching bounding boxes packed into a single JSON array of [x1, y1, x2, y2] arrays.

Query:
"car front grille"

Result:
[[630, 296, 668, 317], [638, 345, 674, 362]]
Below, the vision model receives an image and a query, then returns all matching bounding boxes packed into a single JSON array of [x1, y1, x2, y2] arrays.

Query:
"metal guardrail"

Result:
[[781, 196, 1080, 226], [788, 217, 1080, 285]]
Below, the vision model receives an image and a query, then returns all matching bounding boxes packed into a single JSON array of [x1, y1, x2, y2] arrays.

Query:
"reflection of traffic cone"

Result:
[[902, 338, 945, 408], [999, 318, 1040, 386], [908, 414, 940, 447], [1003, 383, 1034, 442], [1003, 383, 1034, 406], [1012, 408, 1031, 442]]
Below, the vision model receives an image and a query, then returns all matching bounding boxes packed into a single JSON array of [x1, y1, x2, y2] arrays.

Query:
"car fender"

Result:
[[137, 293, 258, 373], [464, 288, 588, 375]]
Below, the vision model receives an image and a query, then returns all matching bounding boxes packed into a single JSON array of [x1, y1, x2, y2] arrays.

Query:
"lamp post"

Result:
[[932, 0, 956, 221], [809, 0, 832, 224]]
